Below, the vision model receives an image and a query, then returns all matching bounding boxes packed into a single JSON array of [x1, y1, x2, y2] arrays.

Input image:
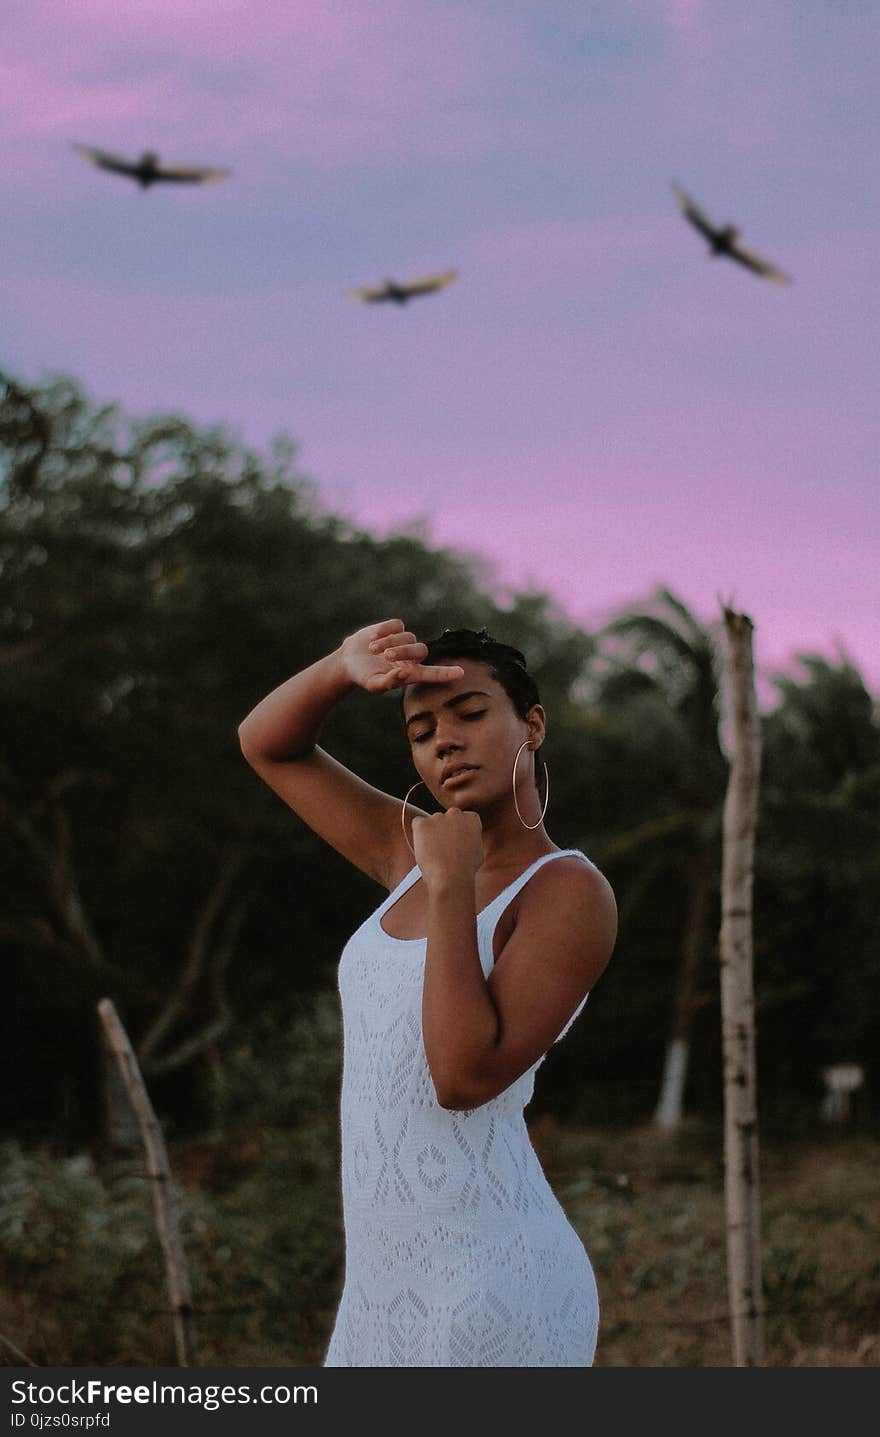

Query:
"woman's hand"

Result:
[[338, 618, 464, 693], [412, 807, 484, 890]]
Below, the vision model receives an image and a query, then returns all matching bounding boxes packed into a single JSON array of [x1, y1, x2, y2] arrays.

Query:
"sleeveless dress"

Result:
[[323, 848, 601, 1368]]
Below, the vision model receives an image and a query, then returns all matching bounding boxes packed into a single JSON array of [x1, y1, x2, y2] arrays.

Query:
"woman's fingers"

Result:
[[413, 663, 465, 683], [379, 640, 426, 663], [366, 619, 406, 649], [367, 665, 421, 692], [358, 615, 465, 690], [388, 660, 465, 685], [364, 659, 464, 693]]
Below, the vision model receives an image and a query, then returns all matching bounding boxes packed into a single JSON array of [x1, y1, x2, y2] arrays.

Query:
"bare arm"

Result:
[[237, 619, 462, 889], [413, 812, 617, 1109]]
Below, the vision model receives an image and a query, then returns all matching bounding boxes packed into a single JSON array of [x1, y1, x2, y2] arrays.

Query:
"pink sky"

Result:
[[4, 0, 878, 698]]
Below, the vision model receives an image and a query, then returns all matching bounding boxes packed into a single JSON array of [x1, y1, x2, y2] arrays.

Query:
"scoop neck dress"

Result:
[[323, 847, 600, 1367]]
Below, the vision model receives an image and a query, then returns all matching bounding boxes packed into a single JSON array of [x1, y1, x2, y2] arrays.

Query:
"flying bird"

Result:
[[672, 184, 792, 283], [346, 270, 458, 305], [73, 144, 231, 189]]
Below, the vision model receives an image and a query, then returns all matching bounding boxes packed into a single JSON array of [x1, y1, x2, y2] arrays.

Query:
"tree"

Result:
[[4, 370, 878, 1143], [0, 371, 598, 1144], [592, 588, 728, 1129], [753, 653, 880, 1115]]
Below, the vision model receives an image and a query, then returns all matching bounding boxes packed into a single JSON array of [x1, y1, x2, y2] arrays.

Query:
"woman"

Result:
[[238, 618, 617, 1366]]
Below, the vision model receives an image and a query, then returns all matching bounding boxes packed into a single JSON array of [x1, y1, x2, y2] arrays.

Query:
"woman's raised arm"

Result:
[[237, 619, 462, 889]]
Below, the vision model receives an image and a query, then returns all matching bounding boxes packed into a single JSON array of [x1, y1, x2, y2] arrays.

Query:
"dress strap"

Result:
[[374, 864, 422, 920], [477, 849, 596, 1045], [478, 848, 595, 928]]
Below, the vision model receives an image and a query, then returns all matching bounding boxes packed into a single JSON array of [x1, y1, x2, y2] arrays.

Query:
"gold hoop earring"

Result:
[[400, 779, 428, 859], [512, 740, 549, 830]]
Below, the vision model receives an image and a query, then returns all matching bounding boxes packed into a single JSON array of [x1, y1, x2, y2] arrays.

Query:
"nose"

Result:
[[434, 724, 462, 759]]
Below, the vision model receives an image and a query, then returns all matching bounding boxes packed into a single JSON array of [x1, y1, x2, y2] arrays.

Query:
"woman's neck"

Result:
[[476, 812, 557, 872]]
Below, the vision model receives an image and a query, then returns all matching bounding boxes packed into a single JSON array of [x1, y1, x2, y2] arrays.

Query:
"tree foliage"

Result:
[[2, 370, 878, 1145], [0, 372, 596, 1140]]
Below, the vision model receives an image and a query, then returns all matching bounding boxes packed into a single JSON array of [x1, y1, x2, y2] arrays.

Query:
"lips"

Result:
[[440, 764, 477, 787]]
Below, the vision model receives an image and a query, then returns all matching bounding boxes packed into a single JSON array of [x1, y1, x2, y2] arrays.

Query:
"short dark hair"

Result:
[[419, 627, 541, 719]]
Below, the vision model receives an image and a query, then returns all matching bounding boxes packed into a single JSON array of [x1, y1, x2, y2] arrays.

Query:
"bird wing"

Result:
[[671, 183, 718, 243], [345, 283, 391, 302], [728, 239, 792, 283], [72, 143, 138, 177], [399, 269, 457, 296], [153, 164, 231, 184]]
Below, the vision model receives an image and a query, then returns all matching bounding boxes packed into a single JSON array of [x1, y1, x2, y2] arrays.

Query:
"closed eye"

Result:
[[409, 709, 487, 744]]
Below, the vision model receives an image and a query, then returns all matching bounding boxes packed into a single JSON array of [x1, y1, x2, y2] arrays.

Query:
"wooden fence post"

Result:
[[719, 606, 765, 1367], [96, 997, 197, 1367]]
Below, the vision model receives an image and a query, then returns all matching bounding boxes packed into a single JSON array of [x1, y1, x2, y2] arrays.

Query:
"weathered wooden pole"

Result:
[[0, 1330, 38, 1366], [719, 606, 765, 1366], [97, 997, 196, 1367]]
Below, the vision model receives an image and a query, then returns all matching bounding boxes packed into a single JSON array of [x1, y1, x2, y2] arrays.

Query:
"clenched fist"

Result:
[[411, 807, 484, 889]]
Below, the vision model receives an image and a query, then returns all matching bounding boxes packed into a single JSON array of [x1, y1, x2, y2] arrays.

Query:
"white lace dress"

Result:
[[323, 848, 600, 1367]]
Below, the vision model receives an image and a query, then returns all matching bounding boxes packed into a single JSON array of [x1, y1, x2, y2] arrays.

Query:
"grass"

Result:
[[1, 1119, 878, 1368], [531, 1116, 880, 1367]]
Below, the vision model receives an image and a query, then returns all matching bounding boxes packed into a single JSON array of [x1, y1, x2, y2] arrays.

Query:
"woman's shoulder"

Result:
[[501, 849, 617, 986], [523, 850, 617, 925]]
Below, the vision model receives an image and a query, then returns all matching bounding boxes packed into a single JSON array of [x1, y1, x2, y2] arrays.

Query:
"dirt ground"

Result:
[[529, 1116, 880, 1367]]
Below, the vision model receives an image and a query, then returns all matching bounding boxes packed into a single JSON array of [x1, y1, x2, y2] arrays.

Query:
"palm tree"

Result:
[[756, 653, 880, 1095], [593, 588, 728, 1128]]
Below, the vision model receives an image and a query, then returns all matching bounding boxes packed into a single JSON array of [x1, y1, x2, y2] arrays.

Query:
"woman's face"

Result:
[[401, 658, 545, 810]]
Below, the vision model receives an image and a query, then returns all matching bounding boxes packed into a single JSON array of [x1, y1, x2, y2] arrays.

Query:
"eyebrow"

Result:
[[403, 690, 491, 733]]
